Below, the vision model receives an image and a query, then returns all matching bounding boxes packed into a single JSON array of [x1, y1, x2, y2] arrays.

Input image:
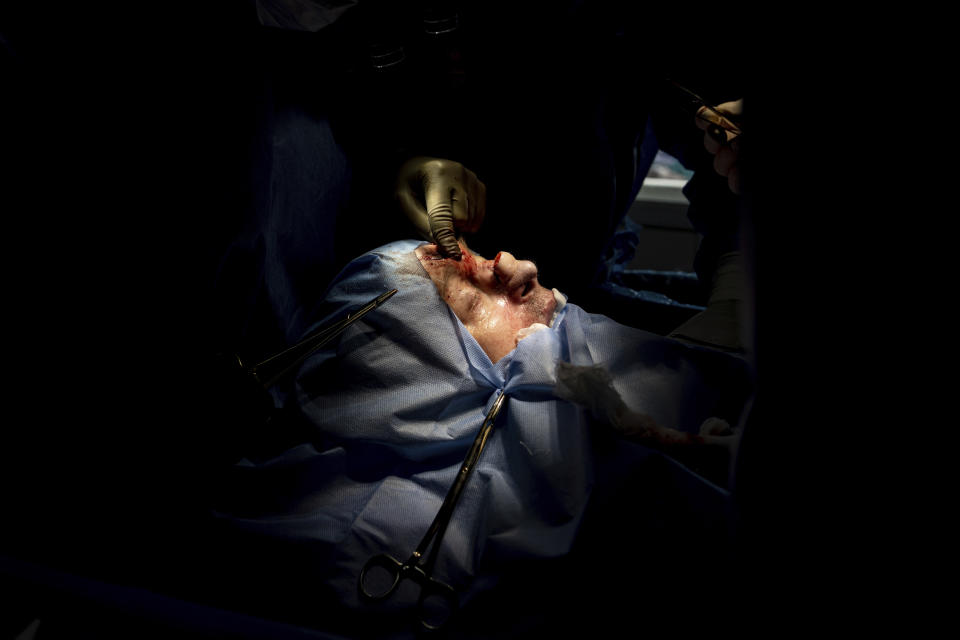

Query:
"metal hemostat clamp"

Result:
[[359, 391, 508, 631]]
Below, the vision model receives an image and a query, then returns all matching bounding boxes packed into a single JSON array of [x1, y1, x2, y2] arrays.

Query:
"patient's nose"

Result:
[[494, 252, 539, 296]]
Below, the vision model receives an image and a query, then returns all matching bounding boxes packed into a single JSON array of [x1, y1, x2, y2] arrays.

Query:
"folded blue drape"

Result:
[[214, 240, 751, 635]]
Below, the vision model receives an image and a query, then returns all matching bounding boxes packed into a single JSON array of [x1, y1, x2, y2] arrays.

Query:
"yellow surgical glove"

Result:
[[395, 157, 487, 260]]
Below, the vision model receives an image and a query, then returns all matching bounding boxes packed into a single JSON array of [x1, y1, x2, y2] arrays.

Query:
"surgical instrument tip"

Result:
[[375, 288, 399, 306], [665, 78, 742, 144]]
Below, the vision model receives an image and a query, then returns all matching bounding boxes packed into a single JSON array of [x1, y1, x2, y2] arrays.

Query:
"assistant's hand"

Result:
[[395, 157, 487, 260], [696, 99, 743, 194]]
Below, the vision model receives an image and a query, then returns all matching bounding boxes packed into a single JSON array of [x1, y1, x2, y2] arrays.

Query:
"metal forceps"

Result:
[[359, 391, 509, 631], [240, 288, 398, 389], [667, 79, 743, 145]]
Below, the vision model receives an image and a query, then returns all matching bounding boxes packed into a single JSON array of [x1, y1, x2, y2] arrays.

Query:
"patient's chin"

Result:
[[471, 326, 522, 363], [474, 320, 551, 363]]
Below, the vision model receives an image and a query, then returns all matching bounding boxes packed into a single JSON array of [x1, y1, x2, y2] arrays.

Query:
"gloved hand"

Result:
[[696, 99, 743, 194], [395, 157, 487, 260]]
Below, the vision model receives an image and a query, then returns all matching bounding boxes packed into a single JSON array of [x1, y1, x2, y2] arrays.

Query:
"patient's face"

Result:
[[416, 242, 557, 362]]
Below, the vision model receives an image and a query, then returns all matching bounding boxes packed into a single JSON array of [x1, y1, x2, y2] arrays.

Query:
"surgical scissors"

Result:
[[666, 79, 743, 145], [359, 391, 508, 631], [240, 288, 398, 389]]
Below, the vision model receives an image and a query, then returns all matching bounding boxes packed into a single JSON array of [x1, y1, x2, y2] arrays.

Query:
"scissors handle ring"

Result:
[[359, 554, 459, 630], [359, 553, 407, 601], [416, 577, 459, 631]]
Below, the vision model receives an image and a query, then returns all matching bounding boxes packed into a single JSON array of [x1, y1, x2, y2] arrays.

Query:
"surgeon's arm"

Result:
[[652, 95, 747, 352], [395, 157, 487, 260], [668, 251, 747, 353]]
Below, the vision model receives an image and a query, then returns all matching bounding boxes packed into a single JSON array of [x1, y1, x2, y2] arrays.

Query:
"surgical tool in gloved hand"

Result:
[[666, 79, 743, 145], [359, 391, 508, 631], [236, 288, 398, 390]]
